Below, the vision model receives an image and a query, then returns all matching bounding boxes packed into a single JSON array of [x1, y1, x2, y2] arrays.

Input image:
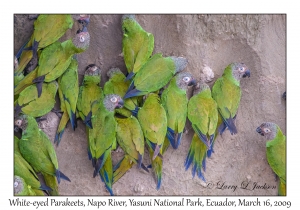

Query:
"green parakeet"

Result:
[[32, 27, 90, 97], [54, 58, 79, 146], [256, 122, 286, 196], [113, 116, 147, 184], [187, 82, 218, 149], [15, 14, 74, 75], [14, 115, 71, 196], [88, 94, 124, 180], [123, 53, 188, 99], [77, 64, 103, 129], [211, 63, 250, 135], [15, 81, 58, 118], [122, 14, 154, 80], [104, 68, 139, 117], [185, 82, 218, 179], [137, 93, 167, 161], [14, 175, 37, 196], [161, 72, 196, 149], [14, 136, 50, 195]]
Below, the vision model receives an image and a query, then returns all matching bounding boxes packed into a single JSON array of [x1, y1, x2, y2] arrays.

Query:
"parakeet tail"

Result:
[[185, 134, 206, 182], [150, 151, 163, 190], [278, 180, 286, 196], [42, 173, 59, 196], [93, 150, 110, 178], [113, 155, 135, 184], [56, 169, 71, 183], [99, 153, 114, 196], [54, 111, 69, 146], [15, 38, 31, 59]]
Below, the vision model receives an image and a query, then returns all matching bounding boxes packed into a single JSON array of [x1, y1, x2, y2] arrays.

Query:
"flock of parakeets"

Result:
[[13, 14, 286, 196]]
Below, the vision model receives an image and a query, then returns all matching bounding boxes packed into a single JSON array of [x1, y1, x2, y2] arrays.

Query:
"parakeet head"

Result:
[[84, 64, 101, 76], [107, 67, 122, 79], [231, 63, 251, 81], [171, 56, 188, 73], [256, 122, 278, 140], [14, 115, 28, 132], [14, 176, 25, 195], [176, 72, 197, 90], [104, 94, 124, 112], [122, 14, 137, 34], [72, 26, 90, 50], [193, 81, 210, 95]]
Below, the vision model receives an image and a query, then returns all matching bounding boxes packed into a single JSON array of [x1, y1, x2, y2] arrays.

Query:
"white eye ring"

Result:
[[14, 181, 19, 188], [183, 77, 190, 82], [15, 120, 22, 126], [79, 35, 85, 43], [239, 67, 244, 72], [264, 128, 271, 133], [111, 97, 118, 103]]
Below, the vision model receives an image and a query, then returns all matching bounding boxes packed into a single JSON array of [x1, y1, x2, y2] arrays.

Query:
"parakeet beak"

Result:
[[116, 99, 124, 109], [243, 69, 251, 78], [188, 79, 197, 86], [256, 126, 264, 136], [78, 18, 90, 27]]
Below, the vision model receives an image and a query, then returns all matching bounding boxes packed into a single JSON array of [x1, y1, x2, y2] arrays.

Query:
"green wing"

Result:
[[138, 93, 167, 146], [212, 76, 241, 119], [18, 81, 57, 117], [188, 91, 218, 136], [134, 53, 175, 92], [43, 40, 75, 82], [33, 14, 73, 49], [58, 58, 79, 129], [115, 116, 144, 161]]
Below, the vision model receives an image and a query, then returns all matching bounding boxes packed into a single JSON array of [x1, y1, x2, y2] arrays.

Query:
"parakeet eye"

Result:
[[264, 128, 271, 133], [15, 120, 22, 126], [110, 96, 118, 103], [14, 181, 18, 188], [183, 77, 191, 82], [91, 66, 98, 72], [239, 67, 245, 72]]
